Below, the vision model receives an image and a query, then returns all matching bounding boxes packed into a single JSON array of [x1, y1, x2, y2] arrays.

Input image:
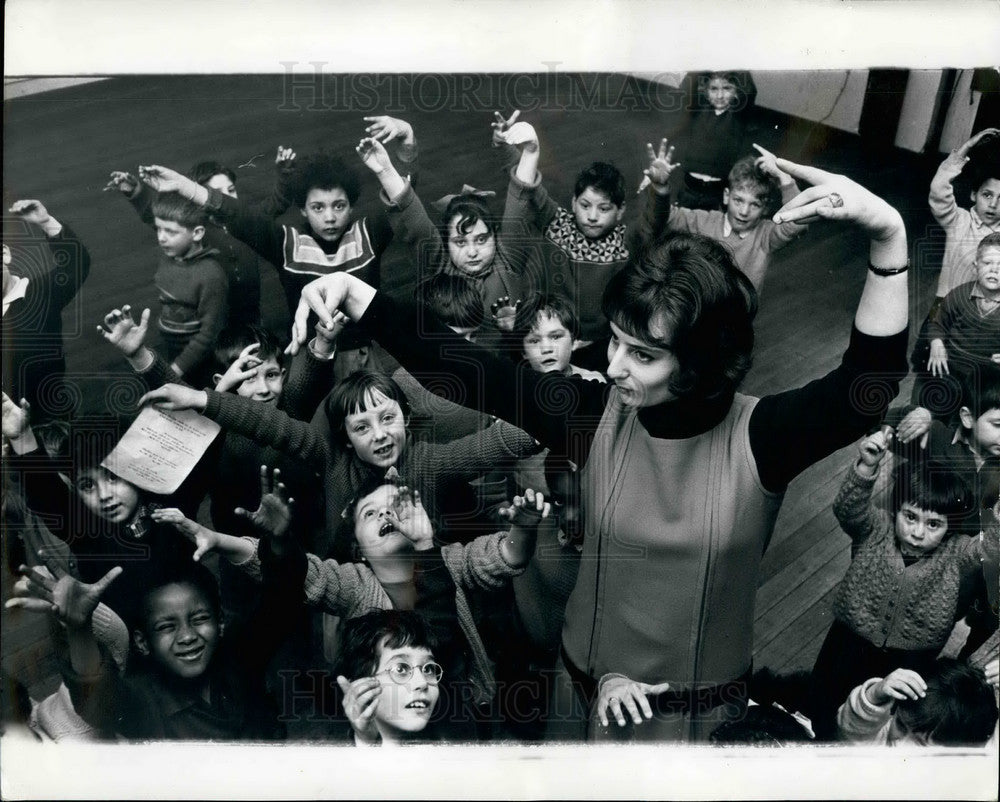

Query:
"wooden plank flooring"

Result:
[[2, 74, 947, 695]]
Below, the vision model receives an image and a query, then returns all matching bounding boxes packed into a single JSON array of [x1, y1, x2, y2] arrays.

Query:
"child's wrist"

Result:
[[40, 217, 63, 237]]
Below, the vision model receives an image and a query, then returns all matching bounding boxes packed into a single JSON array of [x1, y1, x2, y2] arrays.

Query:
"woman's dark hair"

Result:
[[890, 459, 975, 531], [419, 273, 485, 330], [601, 233, 757, 402], [289, 152, 361, 207], [324, 370, 411, 448], [440, 194, 500, 239], [190, 161, 236, 188], [573, 162, 626, 207], [895, 658, 998, 746], [333, 610, 437, 680]]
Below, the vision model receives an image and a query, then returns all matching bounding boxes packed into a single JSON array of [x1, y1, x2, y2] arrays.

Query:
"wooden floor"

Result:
[[2, 74, 946, 694]]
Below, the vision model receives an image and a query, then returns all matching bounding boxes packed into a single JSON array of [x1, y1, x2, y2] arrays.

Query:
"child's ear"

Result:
[[615, 204, 625, 223], [191, 225, 206, 243], [133, 629, 150, 657], [958, 406, 975, 430], [280, 367, 287, 379], [356, 347, 370, 369], [722, 188, 731, 206]]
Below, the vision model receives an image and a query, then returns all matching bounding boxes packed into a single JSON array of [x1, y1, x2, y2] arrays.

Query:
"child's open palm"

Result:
[[639, 138, 679, 195], [98, 304, 150, 358], [6, 564, 122, 630], [355, 137, 394, 175], [235, 465, 294, 542], [9, 200, 52, 227]]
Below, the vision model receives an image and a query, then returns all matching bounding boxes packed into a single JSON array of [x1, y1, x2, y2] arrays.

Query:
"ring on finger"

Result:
[[827, 192, 844, 208]]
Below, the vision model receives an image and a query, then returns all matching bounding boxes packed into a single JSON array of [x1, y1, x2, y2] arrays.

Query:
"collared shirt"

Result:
[[2, 274, 29, 315], [722, 214, 749, 240]]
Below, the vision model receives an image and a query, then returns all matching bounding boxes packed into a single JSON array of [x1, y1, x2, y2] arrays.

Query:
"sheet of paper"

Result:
[[101, 405, 220, 495]]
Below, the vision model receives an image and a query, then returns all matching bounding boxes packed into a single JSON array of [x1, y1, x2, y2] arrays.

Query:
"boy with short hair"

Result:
[[662, 149, 807, 291], [2, 199, 91, 422], [106, 146, 296, 329], [136, 118, 417, 317], [148, 192, 229, 385], [916, 232, 1000, 415], [509, 292, 606, 381], [836, 660, 997, 746], [333, 610, 443, 745], [497, 119, 673, 355]]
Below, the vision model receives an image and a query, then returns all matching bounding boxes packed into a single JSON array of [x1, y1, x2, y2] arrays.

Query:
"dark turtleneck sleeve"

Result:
[[749, 325, 909, 493]]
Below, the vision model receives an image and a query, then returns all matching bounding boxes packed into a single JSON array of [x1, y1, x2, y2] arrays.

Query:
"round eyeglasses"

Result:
[[379, 661, 444, 685]]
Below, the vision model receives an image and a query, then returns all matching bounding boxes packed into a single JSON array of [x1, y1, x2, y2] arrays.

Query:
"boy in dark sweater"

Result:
[[147, 192, 229, 386], [136, 118, 417, 318], [105, 146, 296, 329]]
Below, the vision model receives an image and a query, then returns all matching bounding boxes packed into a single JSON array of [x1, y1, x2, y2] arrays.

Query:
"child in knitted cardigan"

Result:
[[806, 429, 999, 740], [154, 472, 551, 741]]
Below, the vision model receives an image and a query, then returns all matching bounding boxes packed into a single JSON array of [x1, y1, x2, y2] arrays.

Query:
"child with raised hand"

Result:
[[1, 392, 198, 619], [662, 144, 808, 291], [496, 117, 673, 362], [137, 369, 539, 559], [806, 429, 998, 740], [4, 473, 305, 741], [911, 128, 1000, 405], [104, 146, 298, 329], [355, 130, 524, 331], [135, 119, 417, 318], [158, 472, 551, 739], [333, 610, 444, 745], [3, 199, 91, 422], [913, 231, 1000, 420], [836, 660, 998, 746]]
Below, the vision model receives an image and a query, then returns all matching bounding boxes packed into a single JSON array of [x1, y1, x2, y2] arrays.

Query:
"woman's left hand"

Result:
[[772, 159, 904, 241], [594, 673, 672, 728]]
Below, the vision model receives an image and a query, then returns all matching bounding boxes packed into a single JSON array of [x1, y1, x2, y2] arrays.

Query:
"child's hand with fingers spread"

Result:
[[337, 675, 382, 744], [5, 564, 122, 631], [499, 488, 551, 529], [638, 137, 679, 195], [103, 171, 140, 195], [595, 673, 672, 728], [490, 296, 520, 331], [388, 487, 434, 549], [215, 342, 263, 393], [275, 145, 297, 168], [98, 304, 151, 358], [1, 392, 31, 441], [362, 116, 414, 145], [151, 507, 222, 562], [491, 109, 521, 146], [868, 668, 927, 706], [235, 465, 294, 543], [355, 137, 394, 174]]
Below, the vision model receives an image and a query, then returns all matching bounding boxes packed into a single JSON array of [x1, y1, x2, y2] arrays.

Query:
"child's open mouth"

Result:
[[379, 521, 396, 537], [405, 700, 430, 709], [373, 444, 394, 459]]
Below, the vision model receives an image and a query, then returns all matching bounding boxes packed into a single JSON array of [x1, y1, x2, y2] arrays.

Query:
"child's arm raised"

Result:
[[104, 169, 156, 227], [255, 145, 298, 218], [499, 119, 562, 234], [832, 429, 892, 543], [929, 128, 1000, 228], [150, 507, 256, 564], [497, 488, 550, 567], [9, 200, 91, 308], [1, 392, 39, 455], [629, 138, 679, 251]]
